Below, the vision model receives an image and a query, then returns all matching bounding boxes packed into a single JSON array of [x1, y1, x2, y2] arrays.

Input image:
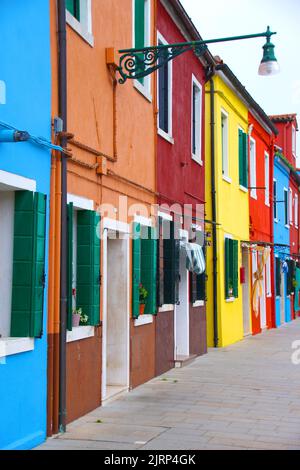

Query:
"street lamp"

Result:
[[117, 26, 279, 84], [258, 26, 280, 76]]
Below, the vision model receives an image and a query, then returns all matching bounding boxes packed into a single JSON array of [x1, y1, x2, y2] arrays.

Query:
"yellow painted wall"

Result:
[[205, 74, 250, 347]]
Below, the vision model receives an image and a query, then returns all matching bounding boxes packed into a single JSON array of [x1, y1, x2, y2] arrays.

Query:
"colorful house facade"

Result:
[[270, 114, 299, 324], [0, 0, 52, 449], [155, 0, 213, 372], [47, 0, 157, 434], [247, 112, 277, 335]]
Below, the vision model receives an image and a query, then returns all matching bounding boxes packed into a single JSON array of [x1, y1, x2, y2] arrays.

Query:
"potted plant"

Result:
[[72, 307, 82, 327], [80, 312, 89, 326], [228, 283, 234, 298], [139, 283, 148, 315]]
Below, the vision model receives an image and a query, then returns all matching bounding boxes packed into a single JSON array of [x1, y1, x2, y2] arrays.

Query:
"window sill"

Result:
[[66, 326, 95, 343], [134, 315, 153, 327], [250, 194, 257, 200], [192, 300, 205, 308], [192, 154, 203, 166], [225, 297, 236, 303], [159, 304, 174, 313], [66, 11, 94, 47], [157, 128, 174, 144], [265, 202, 270, 207], [239, 185, 248, 193], [274, 218, 278, 224], [285, 225, 290, 230], [0, 337, 34, 359], [222, 175, 231, 184], [133, 80, 152, 102]]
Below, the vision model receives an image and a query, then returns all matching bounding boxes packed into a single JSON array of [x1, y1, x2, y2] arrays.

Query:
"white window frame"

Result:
[[284, 187, 289, 228], [264, 151, 270, 206], [221, 109, 229, 180], [289, 188, 293, 225], [295, 194, 299, 228], [66, 0, 94, 47], [157, 31, 173, 143], [0, 171, 37, 358], [133, 0, 152, 101], [249, 137, 257, 199], [273, 178, 278, 222], [191, 74, 203, 165]]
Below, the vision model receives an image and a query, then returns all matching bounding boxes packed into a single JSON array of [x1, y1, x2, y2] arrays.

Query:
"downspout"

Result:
[[210, 78, 218, 347], [270, 139, 276, 328], [57, 0, 68, 433]]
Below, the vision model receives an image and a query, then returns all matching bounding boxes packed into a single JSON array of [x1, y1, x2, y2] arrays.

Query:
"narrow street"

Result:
[[38, 319, 300, 451]]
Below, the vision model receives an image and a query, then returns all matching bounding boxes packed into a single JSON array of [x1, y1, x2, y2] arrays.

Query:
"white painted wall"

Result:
[[0, 192, 14, 338]]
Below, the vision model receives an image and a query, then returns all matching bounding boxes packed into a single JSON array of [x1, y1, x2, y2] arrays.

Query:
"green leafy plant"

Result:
[[139, 283, 148, 305]]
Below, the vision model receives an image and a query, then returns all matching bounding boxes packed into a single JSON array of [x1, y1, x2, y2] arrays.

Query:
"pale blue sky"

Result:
[[181, 0, 300, 160]]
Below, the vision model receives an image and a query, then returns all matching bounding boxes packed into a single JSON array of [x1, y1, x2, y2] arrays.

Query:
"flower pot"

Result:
[[139, 304, 146, 315], [72, 313, 81, 327]]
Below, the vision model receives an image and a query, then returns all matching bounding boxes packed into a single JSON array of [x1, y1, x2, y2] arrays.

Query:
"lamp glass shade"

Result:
[[258, 60, 280, 76]]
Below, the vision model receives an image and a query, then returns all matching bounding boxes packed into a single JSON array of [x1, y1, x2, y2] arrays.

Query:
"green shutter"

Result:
[[141, 226, 157, 315], [66, 0, 80, 21], [224, 238, 230, 298], [135, 0, 145, 84], [287, 260, 295, 296], [77, 210, 101, 326], [67, 203, 74, 331], [243, 133, 248, 188], [11, 191, 47, 338], [232, 240, 239, 298], [132, 222, 141, 318], [238, 129, 244, 186]]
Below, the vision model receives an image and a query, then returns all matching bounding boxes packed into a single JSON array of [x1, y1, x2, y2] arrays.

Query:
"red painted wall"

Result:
[[157, 1, 206, 211], [248, 113, 274, 333], [289, 177, 299, 320], [273, 120, 297, 167]]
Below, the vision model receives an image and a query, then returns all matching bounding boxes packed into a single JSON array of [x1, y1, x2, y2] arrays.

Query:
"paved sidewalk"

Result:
[[38, 320, 300, 450]]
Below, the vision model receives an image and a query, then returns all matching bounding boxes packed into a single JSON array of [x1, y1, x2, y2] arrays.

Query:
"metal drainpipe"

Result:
[[58, 0, 68, 433], [210, 78, 219, 348]]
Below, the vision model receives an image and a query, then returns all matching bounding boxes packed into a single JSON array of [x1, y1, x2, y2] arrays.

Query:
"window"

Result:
[[292, 125, 296, 157], [224, 237, 239, 299], [238, 128, 248, 188], [191, 76, 202, 164], [0, 190, 46, 339], [295, 194, 298, 227], [289, 189, 293, 225], [157, 218, 180, 308], [67, 203, 100, 330], [157, 33, 172, 138], [249, 138, 257, 198], [273, 179, 277, 221], [134, 0, 151, 88], [265, 152, 270, 206], [284, 188, 289, 226], [66, 0, 93, 46], [132, 222, 158, 318], [221, 111, 229, 178]]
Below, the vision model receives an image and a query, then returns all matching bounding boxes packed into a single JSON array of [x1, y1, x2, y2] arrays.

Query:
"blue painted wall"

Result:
[[273, 156, 291, 327], [0, 0, 51, 449]]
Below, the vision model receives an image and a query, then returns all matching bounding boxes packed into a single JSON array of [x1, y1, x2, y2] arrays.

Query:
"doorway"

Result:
[[102, 226, 129, 402], [174, 246, 189, 359], [258, 252, 267, 330], [280, 271, 285, 325], [242, 248, 251, 336]]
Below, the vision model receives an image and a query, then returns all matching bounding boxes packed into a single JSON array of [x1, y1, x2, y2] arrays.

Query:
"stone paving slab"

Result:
[[37, 319, 300, 450]]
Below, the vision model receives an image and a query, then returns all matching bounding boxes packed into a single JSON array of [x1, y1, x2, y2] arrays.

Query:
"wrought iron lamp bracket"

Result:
[[117, 27, 276, 84]]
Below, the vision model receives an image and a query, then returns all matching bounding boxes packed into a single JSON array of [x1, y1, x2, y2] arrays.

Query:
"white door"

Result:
[[259, 253, 267, 329], [280, 270, 285, 324], [174, 248, 189, 358], [242, 248, 251, 336], [102, 231, 130, 401]]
